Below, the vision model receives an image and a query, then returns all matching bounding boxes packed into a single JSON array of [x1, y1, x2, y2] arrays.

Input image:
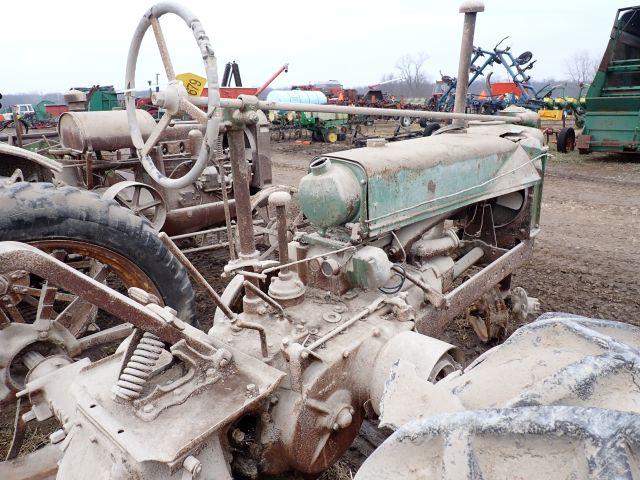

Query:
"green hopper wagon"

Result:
[[577, 6, 640, 154]]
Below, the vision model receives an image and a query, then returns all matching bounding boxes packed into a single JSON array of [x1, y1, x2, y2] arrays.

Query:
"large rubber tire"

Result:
[[0, 182, 196, 323], [557, 127, 576, 153], [422, 122, 441, 137]]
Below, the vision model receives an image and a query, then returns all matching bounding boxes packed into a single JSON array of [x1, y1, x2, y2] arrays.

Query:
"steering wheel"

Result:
[[125, 3, 220, 189]]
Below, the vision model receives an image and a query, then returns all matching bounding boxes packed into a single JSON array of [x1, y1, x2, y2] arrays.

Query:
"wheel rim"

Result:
[[102, 181, 167, 231], [0, 239, 163, 406]]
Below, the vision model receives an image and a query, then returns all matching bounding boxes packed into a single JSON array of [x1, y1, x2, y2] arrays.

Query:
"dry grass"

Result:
[[318, 460, 355, 480]]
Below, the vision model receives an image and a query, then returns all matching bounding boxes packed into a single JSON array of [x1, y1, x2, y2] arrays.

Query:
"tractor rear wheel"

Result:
[[324, 130, 338, 143], [0, 182, 196, 323], [422, 123, 441, 136]]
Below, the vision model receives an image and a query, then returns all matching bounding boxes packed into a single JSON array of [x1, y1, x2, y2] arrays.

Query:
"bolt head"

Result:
[[182, 455, 202, 477], [231, 428, 246, 443], [246, 111, 260, 124]]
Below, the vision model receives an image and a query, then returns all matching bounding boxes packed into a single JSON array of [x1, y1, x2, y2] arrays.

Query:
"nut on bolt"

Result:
[[332, 406, 354, 431], [183, 455, 202, 478], [127, 287, 160, 306]]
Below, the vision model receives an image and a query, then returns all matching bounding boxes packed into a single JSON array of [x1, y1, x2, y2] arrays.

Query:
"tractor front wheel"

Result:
[[323, 130, 338, 143]]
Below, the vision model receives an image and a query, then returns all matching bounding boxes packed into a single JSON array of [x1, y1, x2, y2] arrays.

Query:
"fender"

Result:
[[0, 142, 63, 179]]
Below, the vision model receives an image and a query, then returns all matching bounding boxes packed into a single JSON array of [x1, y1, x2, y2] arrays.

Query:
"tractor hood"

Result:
[[298, 129, 545, 238]]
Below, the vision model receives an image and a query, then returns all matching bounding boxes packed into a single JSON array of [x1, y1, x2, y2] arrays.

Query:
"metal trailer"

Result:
[[576, 6, 640, 154]]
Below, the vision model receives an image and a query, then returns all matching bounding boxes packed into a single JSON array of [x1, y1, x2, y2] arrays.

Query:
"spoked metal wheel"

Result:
[[0, 240, 170, 462], [0, 239, 165, 408], [102, 181, 167, 231], [0, 181, 196, 461]]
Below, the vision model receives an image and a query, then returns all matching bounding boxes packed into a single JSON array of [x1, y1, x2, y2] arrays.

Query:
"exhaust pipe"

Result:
[[453, 0, 485, 127]]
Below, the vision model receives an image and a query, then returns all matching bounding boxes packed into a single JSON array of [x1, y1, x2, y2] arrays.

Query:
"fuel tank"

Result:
[[58, 110, 204, 153]]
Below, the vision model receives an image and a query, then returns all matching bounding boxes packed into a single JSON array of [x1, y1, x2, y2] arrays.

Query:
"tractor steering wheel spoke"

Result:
[[140, 111, 172, 159], [179, 98, 208, 124], [150, 16, 176, 81]]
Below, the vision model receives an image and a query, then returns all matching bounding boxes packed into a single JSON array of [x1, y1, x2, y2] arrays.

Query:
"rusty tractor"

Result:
[[0, 2, 297, 398], [3, 2, 638, 480]]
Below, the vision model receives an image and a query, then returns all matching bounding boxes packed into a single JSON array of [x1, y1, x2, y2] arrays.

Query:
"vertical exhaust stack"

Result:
[[453, 0, 485, 127]]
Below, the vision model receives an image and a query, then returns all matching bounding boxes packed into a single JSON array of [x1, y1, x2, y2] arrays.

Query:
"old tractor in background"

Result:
[[577, 5, 640, 154], [3, 2, 639, 480]]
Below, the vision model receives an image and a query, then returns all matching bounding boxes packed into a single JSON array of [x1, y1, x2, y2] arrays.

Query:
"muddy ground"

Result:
[[2, 133, 640, 477]]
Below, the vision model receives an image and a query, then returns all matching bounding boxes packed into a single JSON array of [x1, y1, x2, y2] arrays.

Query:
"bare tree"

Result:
[[395, 52, 430, 95], [566, 50, 599, 84]]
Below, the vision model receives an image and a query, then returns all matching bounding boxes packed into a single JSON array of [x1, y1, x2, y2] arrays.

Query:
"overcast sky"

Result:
[[0, 0, 622, 94]]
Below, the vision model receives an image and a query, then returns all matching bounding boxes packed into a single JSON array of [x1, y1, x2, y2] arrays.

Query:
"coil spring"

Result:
[[215, 133, 225, 161], [112, 332, 164, 401]]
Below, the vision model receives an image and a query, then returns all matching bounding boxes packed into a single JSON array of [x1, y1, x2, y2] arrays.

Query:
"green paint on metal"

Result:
[[298, 158, 363, 235], [74, 86, 119, 112], [580, 6, 640, 153], [298, 133, 543, 240], [34, 100, 54, 122]]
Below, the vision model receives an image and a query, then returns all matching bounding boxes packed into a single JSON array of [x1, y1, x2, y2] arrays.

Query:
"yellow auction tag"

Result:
[[176, 72, 207, 96]]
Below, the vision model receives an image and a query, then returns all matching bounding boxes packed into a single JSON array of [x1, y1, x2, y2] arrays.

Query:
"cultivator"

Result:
[[1, 2, 637, 480]]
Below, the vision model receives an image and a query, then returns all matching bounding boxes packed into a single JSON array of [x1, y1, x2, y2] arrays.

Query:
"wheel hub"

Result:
[[151, 81, 188, 115], [0, 321, 80, 406]]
